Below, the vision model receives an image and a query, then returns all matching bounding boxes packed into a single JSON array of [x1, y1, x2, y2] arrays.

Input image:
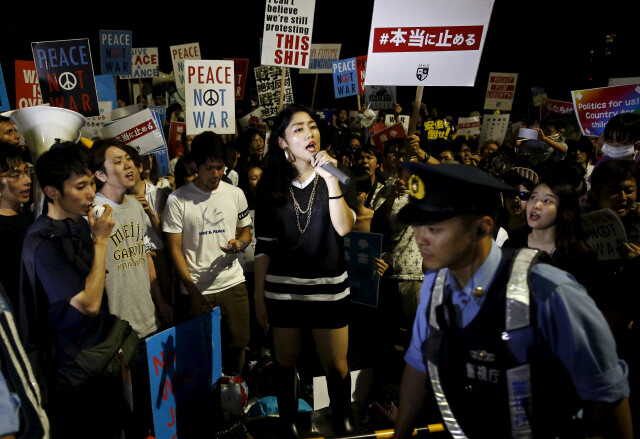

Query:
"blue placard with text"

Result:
[[332, 58, 359, 99], [146, 309, 222, 439], [99, 30, 132, 76]]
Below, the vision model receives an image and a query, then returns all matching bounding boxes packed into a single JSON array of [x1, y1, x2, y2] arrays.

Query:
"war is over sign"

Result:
[[185, 60, 235, 135]]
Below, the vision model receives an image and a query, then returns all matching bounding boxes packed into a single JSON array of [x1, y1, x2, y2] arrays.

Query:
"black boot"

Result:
[[275, 363, 300, 438], [327, 372, 356, 436]]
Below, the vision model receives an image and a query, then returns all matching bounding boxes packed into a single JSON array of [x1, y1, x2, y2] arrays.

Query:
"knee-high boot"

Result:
[[275, 363, 300, 438], [327, 372, 356, 435]]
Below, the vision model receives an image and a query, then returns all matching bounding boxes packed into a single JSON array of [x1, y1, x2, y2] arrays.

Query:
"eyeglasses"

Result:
[[0, 168, 33, 180], [515, 191, 531, 200]]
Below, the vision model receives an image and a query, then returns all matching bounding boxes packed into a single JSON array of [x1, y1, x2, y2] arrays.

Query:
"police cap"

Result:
[[398, 163, 515, 226]]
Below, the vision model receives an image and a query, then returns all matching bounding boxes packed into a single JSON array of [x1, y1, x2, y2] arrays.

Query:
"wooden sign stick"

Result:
[[408, 86, 424, 136]]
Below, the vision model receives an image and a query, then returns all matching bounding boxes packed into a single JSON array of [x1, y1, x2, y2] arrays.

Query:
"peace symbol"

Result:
[[59, 72, 77, 91], [203, 89, 219, 106], [342, 73, 350, 83]]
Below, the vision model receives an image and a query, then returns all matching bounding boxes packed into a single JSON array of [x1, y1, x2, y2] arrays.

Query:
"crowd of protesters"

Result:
[[0, 100, 639, 437]]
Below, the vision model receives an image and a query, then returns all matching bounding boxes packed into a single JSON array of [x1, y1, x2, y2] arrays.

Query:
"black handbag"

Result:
[[60, 313, 139, 386]]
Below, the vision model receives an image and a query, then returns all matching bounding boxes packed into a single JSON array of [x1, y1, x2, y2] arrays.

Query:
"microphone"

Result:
[[313, 152, 351, 185]]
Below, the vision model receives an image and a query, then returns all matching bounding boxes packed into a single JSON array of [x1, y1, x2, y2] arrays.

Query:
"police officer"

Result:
[[392, 163, 632, 438]]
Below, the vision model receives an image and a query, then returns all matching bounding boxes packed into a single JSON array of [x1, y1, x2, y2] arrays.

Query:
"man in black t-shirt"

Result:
[[21, 142, 129, 439]]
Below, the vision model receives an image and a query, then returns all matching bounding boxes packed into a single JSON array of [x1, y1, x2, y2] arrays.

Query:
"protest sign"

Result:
[[261, 0, 316, 68], [356, 56, 367, 94], [120, 48, 159, 79], [254, 66, 293, 119], [95, 74, 118, 110], [371, 122, 406, 151], [540, 97, 574, 120], [365, 85, 396, 110], [170, 43, 201, 91], [581, 209, 627, 261], [422, 119, 452, 141], [80, 101, 112, 140], [102, 108, 165, 155], [99, 30, 132, 76], [224, 58, 249, 100], [332, 58, 359, 99], [168, 121, 186, 159], [571, 84, 640, 137], [484, 72, 517, 111], [345, 231, 383, 307], [238, 107, 264, 131], [0, 64, 9, 111], [478, 113, 510, 146], [32, 38, 99, 117], [300, 44, 341, 74], [609, 77, 640, 87], [365, 0, 494, 86], [456, 115, 481, 136], [14, 60, 43, 109], [147, 309, 222, 439], [384, 114, 409, 133], [184, 60, 235, 135]]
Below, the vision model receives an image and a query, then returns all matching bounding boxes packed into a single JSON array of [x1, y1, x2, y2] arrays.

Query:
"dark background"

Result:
[[0, 1, 635, 121]]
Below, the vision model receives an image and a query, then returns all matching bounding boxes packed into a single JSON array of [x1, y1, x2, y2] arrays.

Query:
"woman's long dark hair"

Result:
[[257, 103, 320, 206], [537, 179, 591, 254]]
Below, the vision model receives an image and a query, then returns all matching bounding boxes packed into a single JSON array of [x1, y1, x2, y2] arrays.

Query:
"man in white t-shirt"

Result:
[[163, 131, 252, 375]]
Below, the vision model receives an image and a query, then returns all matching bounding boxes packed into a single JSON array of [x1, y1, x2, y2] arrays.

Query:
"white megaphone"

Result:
[[10, 106, 87, 217]]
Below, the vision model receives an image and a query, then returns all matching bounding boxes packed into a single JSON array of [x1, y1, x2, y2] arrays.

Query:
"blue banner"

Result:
[[332, 58, 359, 99], [99, 30, 132, 76], [146, 309, 222, 439], [345, 231, 383, 307], [0, 63, 9, 111]]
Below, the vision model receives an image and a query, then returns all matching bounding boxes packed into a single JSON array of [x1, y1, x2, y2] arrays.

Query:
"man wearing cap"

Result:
[[392, 163, 632, 438]]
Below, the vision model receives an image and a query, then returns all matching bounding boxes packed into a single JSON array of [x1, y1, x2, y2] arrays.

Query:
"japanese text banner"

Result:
[[365, 0, 494, 87]]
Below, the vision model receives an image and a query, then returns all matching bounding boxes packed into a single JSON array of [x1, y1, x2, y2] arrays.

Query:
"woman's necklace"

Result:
[[289, 174, 319, 233], [528, 233, 556, 256]]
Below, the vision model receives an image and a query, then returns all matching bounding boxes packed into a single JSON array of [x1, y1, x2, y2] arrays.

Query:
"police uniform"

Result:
[[398, 163, 630, 438]]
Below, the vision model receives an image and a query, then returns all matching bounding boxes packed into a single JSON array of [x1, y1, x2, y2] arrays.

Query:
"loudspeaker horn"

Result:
[[10, 106, 87, 218], [10, 106, 86, 161]]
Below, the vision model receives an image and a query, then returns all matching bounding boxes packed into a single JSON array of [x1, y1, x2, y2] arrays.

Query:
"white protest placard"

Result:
[[261, 0, 316, 68], [238, 107, 264, 131], [254, 66, 293, 119], [170, 43, 201, 91], [478, 113, 509, 146], [365, 0, 494, 86], [484, 72, 517, 110], [120, 47, 159, 79], [81, 101, 112, 140], [456, 115, 481, 136], [300, 44, 342, 74], [384, 114, 409, 134], [184, 60, 235, 135], [102, 108, 165, 155], [581, 209, 627, 261]]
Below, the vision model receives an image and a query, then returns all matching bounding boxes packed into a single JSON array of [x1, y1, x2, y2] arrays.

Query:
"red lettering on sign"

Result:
[[372, 26, 483, 53]]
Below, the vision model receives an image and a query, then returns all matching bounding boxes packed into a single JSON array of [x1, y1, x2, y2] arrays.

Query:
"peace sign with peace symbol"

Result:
[[59, 72, 77, 91], [203, 89, 219, 106]]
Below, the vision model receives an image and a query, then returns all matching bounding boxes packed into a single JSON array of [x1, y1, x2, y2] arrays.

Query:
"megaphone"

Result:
[[10, 106, 86, 217]]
